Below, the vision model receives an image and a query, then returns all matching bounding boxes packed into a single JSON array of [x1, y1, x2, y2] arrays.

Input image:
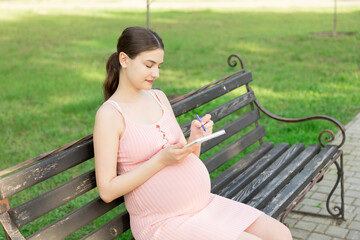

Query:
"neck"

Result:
[[112, 70, 143, 102]]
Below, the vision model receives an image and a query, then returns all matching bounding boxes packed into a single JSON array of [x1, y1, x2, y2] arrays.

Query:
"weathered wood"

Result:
[[204, 125, 266, 173], [172, 71, 253, 117], [216, 143, 290, 198], [0, 139, 94, 199], [81, 211, 130, 240], [232, 143, 305, 203], [262, 145, 338, 218], [211, 142, 273, 193], [9, 170, 96, 228], [181, 91, 256, 137], [247, 144, 321, 209], [201, 110, 260, 154], [0, 212, 25, 240], [27, 197, 123, 240]]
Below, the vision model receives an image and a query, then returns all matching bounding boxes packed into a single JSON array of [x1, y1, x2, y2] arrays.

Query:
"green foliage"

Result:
[[0, 7, 359, 239]]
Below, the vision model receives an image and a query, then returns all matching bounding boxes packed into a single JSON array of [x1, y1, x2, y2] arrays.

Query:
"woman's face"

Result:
[[123, 48, 164, 90]]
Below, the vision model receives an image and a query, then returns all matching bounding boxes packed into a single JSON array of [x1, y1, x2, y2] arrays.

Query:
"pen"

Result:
[[196, 114, 206, 132]]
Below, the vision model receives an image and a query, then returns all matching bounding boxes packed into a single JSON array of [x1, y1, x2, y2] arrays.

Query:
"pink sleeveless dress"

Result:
[[105, 91, 263, 240]]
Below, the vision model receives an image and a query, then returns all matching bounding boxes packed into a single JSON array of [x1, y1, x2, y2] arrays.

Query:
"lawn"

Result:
[[0, 6, 359, 239]]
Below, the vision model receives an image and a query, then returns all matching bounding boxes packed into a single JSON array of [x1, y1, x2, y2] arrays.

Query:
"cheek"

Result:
[[129, 64, 144, 77]]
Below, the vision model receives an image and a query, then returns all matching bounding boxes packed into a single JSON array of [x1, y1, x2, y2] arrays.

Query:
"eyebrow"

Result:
[[145, 60, 163, 65]]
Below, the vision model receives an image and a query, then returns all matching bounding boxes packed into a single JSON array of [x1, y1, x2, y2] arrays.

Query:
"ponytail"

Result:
[[103, 52, 120, 101]]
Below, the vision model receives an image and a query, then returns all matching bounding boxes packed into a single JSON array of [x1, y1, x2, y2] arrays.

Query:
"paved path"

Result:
[[287, 112, 360, 240]]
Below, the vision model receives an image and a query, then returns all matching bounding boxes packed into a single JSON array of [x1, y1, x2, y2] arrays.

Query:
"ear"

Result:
[[119, 52, 129, 68]]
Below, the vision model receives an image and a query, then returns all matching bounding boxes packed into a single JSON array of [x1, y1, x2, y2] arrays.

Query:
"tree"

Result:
[[333, 0, 338, 37], [146, 0, 155, 29]]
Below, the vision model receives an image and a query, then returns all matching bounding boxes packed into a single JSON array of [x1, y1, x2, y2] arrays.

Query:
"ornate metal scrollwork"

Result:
[[227, 54, 245, 70], [251, 94, 346, 148], [318, 129, 335, 147], [326, 159, 344, 219]]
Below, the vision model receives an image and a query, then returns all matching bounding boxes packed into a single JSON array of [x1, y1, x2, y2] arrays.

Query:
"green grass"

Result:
[[0, 6, 359, 239]]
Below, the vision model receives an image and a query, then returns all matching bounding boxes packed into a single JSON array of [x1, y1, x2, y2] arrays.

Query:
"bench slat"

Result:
[[232, 143, 305, 203], [204, 125, 265, 173], [201, 110, 260, 154], [27, 197, 123, 240], [172, 71, 252, 117], [247, 144, 321, 209], [262, 145, 339, 218], [211, 142, 273, 194], [81, 211, 130, 240], [0, 139, 94, 199], [216, 143, 290, 198], [9, 170, 96, 228], [181, 91, 256, 137]]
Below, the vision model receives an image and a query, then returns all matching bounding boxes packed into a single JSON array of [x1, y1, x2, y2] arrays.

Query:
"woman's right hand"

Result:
[[157, 143, 199, 167]]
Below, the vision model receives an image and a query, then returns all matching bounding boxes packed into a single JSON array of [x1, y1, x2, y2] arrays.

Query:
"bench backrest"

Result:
[[0, 69, 263, 239]]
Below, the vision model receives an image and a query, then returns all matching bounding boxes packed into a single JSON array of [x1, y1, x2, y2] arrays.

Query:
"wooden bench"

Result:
[[0, 54, 346, 240]]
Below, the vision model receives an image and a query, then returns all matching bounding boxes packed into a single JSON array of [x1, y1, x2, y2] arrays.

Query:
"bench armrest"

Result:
[[250, 86, 346, 148]]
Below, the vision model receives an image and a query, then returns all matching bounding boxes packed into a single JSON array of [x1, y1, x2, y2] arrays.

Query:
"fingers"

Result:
[[193, 114, 213, 131], [186, 142, 200, 152], [203, 120, 214, 131], [201, 114, 211, 122], [173, 143, 185, 149]]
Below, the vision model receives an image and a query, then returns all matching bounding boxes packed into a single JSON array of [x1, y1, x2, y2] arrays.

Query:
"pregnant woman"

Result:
[[93, 26, 292, 240]]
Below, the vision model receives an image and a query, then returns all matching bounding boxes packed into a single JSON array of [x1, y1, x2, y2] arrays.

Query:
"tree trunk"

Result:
[[147, 0, 150, 29], [333, 0, 337, 37]]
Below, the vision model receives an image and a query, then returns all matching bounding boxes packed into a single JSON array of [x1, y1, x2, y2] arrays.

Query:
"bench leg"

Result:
[[325, 151, 345, 220], [280, 150, 345, 223]]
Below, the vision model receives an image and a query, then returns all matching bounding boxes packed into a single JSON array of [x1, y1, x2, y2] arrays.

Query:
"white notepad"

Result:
[[184, 130, 226, 148]]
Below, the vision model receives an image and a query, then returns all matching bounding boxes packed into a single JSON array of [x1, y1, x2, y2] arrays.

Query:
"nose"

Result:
[[152, 67, 160, 79]]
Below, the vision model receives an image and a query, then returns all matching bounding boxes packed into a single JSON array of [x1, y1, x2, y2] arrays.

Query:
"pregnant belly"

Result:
[[125, 154, 211, 216]]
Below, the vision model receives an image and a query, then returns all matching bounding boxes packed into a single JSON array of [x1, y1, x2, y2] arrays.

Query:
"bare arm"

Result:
[[94, 104, 197, 203]]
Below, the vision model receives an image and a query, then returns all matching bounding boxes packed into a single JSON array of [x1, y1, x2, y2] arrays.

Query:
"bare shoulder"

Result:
[[95, 103, 124, 134]]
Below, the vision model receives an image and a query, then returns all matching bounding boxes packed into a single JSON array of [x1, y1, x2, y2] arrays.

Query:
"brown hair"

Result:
[[103, 26, 164, 100]]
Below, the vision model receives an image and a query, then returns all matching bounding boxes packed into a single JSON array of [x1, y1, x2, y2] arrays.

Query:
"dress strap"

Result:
[[149, 90, 165, 109], [105, 100, 124, 114]]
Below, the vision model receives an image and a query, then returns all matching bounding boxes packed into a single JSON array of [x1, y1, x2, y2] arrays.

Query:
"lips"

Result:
[[146, 80, 155, 85]]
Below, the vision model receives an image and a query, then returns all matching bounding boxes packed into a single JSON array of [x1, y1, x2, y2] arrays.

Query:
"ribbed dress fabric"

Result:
[[105, 91, 263, 240]]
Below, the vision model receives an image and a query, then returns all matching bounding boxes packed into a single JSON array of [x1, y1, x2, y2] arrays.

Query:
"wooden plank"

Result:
[[172, 71, 253, 117], [180, 91, 256, 137], [247, 144, 321, 209], [211, 142, 273, 193], [81, 211, 130, 240], [0, 139, 94, 199], [216, 143, 290, 198], [10, 170, 96, 228], [201, 110, 260, 154], [232, 143, 305, 203], [27, 197, 123, 240], [204, 125, 266, 173], [0, 212, 25, 240], [262, 145, 338, 218]]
